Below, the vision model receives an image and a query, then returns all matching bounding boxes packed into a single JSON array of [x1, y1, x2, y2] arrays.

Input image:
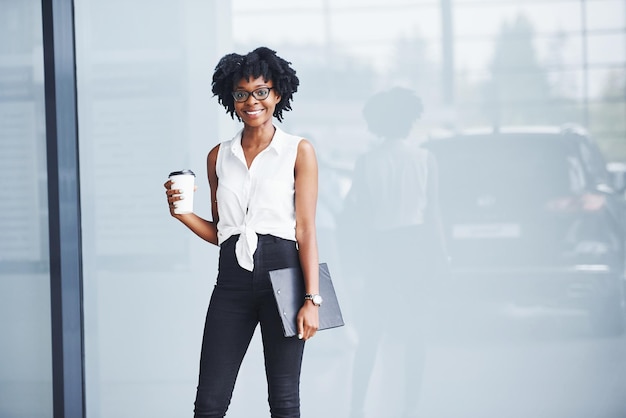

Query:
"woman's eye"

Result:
[[256, 89, 269, 97]]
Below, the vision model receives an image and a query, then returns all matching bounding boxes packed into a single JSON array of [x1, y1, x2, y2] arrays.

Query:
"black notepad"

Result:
[[269, 263, 345, 338]]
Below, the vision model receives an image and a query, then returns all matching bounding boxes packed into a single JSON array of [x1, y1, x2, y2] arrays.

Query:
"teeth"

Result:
[[246, 110, 262, 115]]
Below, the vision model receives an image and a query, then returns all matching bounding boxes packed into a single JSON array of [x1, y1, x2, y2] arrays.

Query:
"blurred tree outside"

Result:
[[481, 14, 581, 127], [592, 70, 626, 162], [384, 13, 587, 133]]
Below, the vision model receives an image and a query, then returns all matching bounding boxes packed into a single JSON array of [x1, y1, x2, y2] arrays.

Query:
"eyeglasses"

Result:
[[231, 87, 274, 103]]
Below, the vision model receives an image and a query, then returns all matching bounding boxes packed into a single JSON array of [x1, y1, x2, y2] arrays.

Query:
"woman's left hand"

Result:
[[296, 302, 319, 340]]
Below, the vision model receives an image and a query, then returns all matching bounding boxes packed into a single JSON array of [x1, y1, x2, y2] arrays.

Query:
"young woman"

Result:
[[164, 46, 320, 418]]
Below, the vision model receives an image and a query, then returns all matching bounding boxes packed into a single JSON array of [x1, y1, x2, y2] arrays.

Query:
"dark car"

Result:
[[423, 125, 626, 335]]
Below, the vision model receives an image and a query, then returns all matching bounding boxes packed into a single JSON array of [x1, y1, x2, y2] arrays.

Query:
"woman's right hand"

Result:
[[164, 179, 185, 217], [163, 178, 218, 245]]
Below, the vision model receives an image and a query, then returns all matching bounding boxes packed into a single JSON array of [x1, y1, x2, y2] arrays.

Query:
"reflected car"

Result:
[[423, 125, 626, 335]]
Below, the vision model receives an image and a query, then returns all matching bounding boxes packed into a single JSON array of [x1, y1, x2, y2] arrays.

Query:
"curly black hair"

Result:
[[211, 47, 299, 122]]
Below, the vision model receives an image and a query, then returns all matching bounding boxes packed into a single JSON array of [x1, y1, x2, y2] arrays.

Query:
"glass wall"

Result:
[[0, 1, 53, 417], [74, 1, 238, 416], [1, 0, 624, 417], [67, 0, 626, 417]]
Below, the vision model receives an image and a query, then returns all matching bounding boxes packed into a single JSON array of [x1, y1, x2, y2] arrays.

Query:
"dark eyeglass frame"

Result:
[[231, 87, 275, 103]]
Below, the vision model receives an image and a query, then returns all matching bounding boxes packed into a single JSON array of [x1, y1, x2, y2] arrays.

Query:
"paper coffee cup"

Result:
[[168, 169, 195, 214]]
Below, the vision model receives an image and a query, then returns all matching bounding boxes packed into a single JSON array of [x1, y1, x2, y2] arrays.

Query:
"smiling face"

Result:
[[233, 76, 281, 128]]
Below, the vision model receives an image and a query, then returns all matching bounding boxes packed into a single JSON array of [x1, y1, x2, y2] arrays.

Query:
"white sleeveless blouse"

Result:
[[215, 126, 302, 271]]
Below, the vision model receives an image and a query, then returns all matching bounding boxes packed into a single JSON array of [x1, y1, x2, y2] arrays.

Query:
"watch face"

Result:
[[312, 294, 323, 305]]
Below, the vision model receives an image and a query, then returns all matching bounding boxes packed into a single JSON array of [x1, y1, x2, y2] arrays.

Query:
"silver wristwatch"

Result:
[[304, 293, 323, 307]]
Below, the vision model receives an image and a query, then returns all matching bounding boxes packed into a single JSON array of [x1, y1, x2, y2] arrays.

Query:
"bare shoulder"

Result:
[[295, 138, 318, 181], [207, 143, 220, 161], [207, 144, 221, 168], [296, 138, 317, 161]]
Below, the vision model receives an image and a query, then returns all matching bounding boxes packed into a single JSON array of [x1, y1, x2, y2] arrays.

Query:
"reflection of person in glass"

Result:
[[340, 87, 448, 418], [164, 47, 320, 418]]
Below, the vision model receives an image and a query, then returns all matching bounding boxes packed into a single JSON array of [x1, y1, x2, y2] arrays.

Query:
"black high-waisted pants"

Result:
[[194, 234, 305, 418]]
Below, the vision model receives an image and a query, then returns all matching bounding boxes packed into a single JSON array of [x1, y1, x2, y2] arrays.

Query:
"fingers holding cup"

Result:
[[166, 170, 196, 215]]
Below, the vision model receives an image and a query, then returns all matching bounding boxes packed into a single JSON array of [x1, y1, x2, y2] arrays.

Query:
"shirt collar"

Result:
[[268, 125, 287, 154], [231, 125, 287, 158]]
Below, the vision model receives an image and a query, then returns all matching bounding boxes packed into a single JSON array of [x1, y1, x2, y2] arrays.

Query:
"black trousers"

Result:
[[194, 234, 305, 418]]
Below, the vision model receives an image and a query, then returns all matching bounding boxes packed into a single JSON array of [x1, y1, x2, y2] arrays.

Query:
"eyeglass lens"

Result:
[[232, 87, 271, 102]]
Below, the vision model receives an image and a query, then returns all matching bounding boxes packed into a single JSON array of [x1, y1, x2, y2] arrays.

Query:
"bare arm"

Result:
[[164, 145, 220, 246], [294, 139, 320, 340]]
